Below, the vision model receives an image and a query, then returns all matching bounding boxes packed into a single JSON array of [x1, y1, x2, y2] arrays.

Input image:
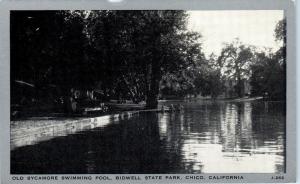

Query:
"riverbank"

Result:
[[12, 96, 266, 121], [220, 96, 263, 102], [10, 97, 276, 150], [11, 109, 151, 150], [11, 106, 179, 150]]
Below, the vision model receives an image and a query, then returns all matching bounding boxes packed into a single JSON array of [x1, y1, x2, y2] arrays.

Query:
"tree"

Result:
[[249, 19, 286, 100], [11, 10, 205, 110], [250, 50, 285, 100], [191, 53, 225, 98], [217, 39, 254, 97], [87, 10, 203, 108], [11, 11, 97, 112]]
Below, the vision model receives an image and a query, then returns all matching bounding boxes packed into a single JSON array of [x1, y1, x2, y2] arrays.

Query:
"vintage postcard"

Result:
[[0, 0, 296, 183]]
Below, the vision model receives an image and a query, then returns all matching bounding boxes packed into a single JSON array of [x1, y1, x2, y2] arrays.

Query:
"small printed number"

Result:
[[271, 176, 284, 180]]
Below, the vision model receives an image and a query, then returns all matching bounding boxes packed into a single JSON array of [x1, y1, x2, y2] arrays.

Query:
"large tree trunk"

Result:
[[236, 79, 244, 98], [146, 62, 161, 109], [235, 65, 243, 98]]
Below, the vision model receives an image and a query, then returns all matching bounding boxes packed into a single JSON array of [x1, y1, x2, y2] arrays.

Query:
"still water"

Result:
[[11, 100, 285, 174]]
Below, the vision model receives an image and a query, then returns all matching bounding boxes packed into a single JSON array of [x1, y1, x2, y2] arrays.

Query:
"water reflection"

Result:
[[158, 101, 285, 173], [11, 101, 285, 174]]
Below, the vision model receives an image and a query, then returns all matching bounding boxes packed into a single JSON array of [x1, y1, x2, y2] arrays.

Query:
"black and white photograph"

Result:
[[10, 10, 287, 175]]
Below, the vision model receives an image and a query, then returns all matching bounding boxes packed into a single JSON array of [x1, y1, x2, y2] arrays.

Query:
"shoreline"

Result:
[[11, 110, 145, 150], [11, 96, 286, 121], [10, 97, 285, 150]]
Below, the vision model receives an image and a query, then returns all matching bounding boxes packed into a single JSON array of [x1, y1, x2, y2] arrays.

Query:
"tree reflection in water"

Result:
[[11, 101, 285, 174], [158, 101, 285, 173]]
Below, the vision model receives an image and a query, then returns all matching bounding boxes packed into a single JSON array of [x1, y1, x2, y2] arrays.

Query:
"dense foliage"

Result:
[[11, 11, 286, 113], [11, 11, 204, 109], [249, 19, 286, 100]]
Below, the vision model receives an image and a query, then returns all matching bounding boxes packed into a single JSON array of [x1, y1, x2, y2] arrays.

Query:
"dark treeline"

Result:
[[11, 10, 203, 110], [11, 11, 286, 113]]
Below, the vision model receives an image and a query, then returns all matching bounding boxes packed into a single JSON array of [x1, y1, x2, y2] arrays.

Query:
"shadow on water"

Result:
[[11, 101, 286, 174], [11, 113, 184, 174]]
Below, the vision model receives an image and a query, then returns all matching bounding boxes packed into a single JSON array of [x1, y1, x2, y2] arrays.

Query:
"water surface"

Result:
[[11, 100, 285, 174]]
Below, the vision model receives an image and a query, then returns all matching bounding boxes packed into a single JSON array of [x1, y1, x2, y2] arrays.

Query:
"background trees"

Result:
[[217, 39, 254, 98], [249, 19, 286, 100]]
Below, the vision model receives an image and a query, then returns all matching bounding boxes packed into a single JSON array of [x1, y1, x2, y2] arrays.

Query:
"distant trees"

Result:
[[208, 18, 286, 100], [217, 39, 254, 97], [158, 18, 287, 101], [249, 19, 286, 100], [159, 52, 225, 99], [192, 54, 225, 99], [249, 51, 286, 100], [250, 51, 285, 99]]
